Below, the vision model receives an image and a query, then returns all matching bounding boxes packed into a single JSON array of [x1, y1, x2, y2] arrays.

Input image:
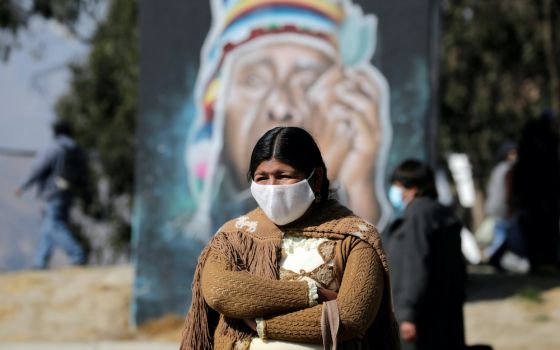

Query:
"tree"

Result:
[[440, 0, 560, 191], [1, 0, 137, 254], [0, 0, 102, 60], [56, 0, 137, 250]]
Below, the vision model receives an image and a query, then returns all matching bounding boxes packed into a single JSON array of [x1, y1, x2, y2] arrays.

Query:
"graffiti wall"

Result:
[[134, 0, 439, 324]]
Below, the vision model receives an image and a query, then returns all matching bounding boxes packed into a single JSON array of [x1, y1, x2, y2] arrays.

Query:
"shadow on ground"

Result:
[[466, 265, 560, 302]]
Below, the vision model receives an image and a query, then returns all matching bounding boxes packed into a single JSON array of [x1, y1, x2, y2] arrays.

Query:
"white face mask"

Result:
[[250, 172, 316, 226]]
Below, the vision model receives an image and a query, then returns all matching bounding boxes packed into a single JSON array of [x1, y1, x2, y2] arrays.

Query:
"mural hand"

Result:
[[334, 67, 381, 183], [308, 66, 353, 181], [335, 67, 382, 222], [309, 65, 383, 222]]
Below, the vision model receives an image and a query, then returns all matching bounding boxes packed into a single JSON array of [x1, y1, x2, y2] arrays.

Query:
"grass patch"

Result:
[[534, 314, 550, 323], [516, 286, 543, 303]]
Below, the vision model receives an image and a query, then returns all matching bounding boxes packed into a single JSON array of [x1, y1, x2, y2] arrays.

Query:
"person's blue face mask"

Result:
[[389, 185, 406, 213]]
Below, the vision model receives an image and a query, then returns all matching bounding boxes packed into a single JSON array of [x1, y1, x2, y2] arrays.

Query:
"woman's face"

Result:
[[253, 159, 306, 185]]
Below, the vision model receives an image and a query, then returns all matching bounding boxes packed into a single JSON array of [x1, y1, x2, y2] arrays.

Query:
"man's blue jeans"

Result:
[[485, 218, 510, 259], [485, 215, 527, 261], [33, 196, 86, 268]]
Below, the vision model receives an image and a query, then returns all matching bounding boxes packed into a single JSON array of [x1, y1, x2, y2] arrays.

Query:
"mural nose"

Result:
[[266, 87, 296, 122]]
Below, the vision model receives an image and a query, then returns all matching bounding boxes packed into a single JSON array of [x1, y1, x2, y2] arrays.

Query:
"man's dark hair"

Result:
[[52, 120, 73, 137], [390, 159, 438, 199], [248, 126, 330, 202], [496, 140, 517, 163]]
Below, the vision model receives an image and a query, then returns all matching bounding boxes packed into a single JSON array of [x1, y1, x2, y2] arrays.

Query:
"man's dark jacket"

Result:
[[384, 197, 466, 350]]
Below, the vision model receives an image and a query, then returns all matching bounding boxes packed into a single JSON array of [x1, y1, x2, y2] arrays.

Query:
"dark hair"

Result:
[[390, 159, 438, 199], [247, 127, 330, 202], [52, 120, 73, 137], [496, 140, 517, 163]]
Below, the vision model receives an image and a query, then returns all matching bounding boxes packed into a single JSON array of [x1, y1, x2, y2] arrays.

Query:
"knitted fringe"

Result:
[[180, 239, 215, 350], [181, 230, 282, 350]]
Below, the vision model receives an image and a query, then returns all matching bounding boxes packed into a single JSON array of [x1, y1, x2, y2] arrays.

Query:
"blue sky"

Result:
[[0, 17, 90, 152]]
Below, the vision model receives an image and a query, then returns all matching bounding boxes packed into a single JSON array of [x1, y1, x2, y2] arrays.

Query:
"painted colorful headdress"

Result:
[[186, 0, 379, 223]]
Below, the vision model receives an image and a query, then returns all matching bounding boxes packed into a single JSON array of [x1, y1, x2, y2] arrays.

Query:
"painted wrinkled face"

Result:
[[223, 42, 333, 188]]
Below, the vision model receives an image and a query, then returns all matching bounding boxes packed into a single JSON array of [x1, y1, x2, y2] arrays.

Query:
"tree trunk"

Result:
[[542, 0, 560, 111]]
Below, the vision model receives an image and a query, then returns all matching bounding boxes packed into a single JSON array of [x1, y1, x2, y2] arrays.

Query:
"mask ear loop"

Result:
[[307, 168, 316, 181], [308, 168, 322, 203]]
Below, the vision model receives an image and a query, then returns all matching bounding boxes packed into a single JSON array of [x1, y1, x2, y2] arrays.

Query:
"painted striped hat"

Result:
[[188, 0, 376, 198]]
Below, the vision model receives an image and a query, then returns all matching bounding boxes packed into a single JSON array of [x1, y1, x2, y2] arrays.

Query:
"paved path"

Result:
[[0, 342, 177, 350]]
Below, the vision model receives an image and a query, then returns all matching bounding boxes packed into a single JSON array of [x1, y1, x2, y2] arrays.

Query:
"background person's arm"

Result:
[[16, 145, 58, 194], [394, 208, 433, 325]]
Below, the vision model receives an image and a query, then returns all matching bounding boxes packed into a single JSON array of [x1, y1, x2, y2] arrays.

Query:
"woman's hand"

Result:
[[241, 288, 337, 335], [244, 318, 257, 332], [317, 287, 338, 302]]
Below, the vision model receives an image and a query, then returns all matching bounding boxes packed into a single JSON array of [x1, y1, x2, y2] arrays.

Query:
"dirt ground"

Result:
[[464, 266, 560, 350], [0, 265, 559, 349]]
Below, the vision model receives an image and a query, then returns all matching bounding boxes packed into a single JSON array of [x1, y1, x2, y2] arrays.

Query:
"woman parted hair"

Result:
[[181, 127, 400, 350]]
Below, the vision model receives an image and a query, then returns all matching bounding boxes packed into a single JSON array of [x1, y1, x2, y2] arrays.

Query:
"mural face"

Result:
[[223, 42, 333, 188], [184, 0, 392, 239], [135, 0, 437, 324]]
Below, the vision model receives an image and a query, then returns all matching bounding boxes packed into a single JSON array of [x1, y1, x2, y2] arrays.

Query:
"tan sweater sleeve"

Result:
[[201, 249, 312, 319], [263, 241, 384, 342]]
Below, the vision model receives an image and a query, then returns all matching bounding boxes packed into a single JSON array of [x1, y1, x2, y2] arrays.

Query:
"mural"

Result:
[[184, 0, 392, 244], [134, 0, 438, 324]]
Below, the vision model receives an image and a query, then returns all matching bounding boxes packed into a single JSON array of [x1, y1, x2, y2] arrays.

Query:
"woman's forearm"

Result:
[[201, 250, 312, 319], [263, 243, 384, 342]]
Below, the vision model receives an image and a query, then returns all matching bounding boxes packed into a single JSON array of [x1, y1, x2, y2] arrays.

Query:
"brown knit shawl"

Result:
[[180, 200, 401, 350]]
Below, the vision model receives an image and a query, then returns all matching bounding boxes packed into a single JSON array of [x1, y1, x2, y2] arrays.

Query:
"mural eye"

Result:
[[244, 73, 267, 88], [292, 71, 321, 92]]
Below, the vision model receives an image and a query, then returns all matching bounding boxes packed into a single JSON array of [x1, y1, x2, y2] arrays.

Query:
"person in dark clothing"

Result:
[[384, 159, 466, 350], [15, 120, 89, 269], [511, 109, 560, 271]]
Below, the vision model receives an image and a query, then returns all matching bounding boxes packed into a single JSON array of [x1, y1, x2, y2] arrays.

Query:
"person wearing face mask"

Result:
[[181, 127, 400, 350], [383, 159, 466, 350]]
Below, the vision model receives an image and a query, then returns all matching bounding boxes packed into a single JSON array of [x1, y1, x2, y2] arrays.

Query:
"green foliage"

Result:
[[0, 0, 99, 31], [56, 0, 137, 248], [0, 0, 101, 60], [516, 286, 544, 304], [440, 0, 560, 188], [0, 0, 136, 251], [56, 0, 137, 197], [31, 0, 82, 25], [534, 314, 551, 322]]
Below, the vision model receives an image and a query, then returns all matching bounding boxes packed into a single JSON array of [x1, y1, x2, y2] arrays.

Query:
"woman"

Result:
[[384, 159, 466, 350], [181, 127, 400, 350]]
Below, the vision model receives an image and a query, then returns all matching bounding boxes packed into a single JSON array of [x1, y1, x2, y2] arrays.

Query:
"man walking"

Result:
[[15, 120, 88, 269]]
